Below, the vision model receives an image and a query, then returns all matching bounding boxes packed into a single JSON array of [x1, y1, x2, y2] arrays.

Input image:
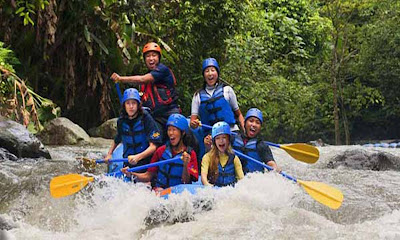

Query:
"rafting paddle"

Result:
[[234, 150, 343, 210], [78, 157, 128, 169], [200, 123, 319, 164], [115, 82, 123, 104], [50, 156, 182, 198]]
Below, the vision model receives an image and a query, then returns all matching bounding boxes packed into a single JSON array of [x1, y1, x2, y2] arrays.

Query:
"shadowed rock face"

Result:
[[328, 149, 400, 171], [88, 118, 117, 139], [0, 117, 51, 159]]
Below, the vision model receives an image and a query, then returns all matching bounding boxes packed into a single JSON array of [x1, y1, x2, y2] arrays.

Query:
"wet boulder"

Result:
[[309, 138, 326, 147], [0, 215, 14, 231], [328, 148, 400, 171], [0, 148, 18, 161], [38, 117, 92, 145], [88, 118, 117, 139], [0, 117, 51, 159]]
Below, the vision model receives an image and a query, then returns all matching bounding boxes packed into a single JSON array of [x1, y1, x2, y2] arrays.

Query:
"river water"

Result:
[[1, 144, 400, 240]]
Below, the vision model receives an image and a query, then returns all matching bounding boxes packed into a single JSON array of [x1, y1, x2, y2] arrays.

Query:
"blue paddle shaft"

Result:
[[105, 157, 182, 177], [96, 158, 128, 164], [201, 123, 296, 181], [115, 82, 123, 104], [265, 141, 280, 148], [233, 150, 297, 183], [127, 157, 181, 173]]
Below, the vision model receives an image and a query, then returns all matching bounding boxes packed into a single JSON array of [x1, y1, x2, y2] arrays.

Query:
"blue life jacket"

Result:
[[121, 114, 149, 167], [233, 135, 264, 174], [199, 84, 236, 126], [155, 145, 193, 188], [214, 153, 236, 187]]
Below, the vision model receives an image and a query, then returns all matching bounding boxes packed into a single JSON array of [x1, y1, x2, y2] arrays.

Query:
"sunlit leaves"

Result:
[[15, 0, 49, 26]]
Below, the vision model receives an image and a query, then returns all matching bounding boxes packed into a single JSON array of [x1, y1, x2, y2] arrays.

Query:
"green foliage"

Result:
[[0, 42, 59, 133], [352, 0, 400, 138], [15, 0, 49, 25], [0, 42, 19, 73], [0, 41, 19, 105], [1, 0, 399, 142], [220, 0, 329, 141]]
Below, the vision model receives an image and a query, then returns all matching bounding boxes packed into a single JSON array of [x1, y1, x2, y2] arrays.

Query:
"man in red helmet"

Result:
[[111, 42, 180, 142]]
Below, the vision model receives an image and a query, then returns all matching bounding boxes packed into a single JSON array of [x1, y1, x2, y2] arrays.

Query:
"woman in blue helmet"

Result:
[[127, 113, 199, 191], [190, 58, 245, 133], [105, 88, 163, 172], [201, 121, 244, 187], [232, 108, 280, 174]]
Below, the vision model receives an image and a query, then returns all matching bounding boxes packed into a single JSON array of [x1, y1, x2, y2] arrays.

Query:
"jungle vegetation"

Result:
[[1, 0, 399, 144]]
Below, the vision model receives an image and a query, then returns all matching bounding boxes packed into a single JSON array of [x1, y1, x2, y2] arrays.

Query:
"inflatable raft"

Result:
[[362, 142, 400, 148]]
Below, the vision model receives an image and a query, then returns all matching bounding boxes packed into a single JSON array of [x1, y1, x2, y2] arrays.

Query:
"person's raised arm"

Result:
[[111, 72, 154, 85], [190, 93, 201, 129]]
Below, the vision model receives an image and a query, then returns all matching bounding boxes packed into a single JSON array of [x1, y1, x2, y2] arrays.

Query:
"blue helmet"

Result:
[[245, 108, 263, 124], [211, 121, 231, 139], [167, 114, 189, 132], [202, 58, 220, 74], [122, 88, 141, 104]]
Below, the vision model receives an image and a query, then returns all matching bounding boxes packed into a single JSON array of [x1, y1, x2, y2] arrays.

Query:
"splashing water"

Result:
[[1, 145, 400, 239]]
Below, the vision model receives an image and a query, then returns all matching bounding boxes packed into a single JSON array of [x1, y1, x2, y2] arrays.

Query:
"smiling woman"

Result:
[[190, 58, 245, 134], [201, 121, 244, 187], [190, 58, 246, 161], [131, 113, 199, 192]]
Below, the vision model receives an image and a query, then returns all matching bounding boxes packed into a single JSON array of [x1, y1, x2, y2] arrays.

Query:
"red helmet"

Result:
[[142, 42, 162, 57]]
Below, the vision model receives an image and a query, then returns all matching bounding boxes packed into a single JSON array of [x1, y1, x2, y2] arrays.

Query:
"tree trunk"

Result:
[[332, 75, 341, 145], [331, 42, 341, 145]]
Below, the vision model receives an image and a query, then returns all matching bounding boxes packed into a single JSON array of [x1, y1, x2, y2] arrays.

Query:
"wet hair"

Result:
[[184, 129, 200, 159]]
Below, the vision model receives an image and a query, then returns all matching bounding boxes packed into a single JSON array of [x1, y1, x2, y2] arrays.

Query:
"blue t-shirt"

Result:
[[150, 63, 175, 87]]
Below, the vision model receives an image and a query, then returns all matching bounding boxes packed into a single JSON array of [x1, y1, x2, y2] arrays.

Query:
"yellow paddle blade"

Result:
[[50, 174, 94, 198], [281, 143, 319, 164], [297, 180, 344, 210]]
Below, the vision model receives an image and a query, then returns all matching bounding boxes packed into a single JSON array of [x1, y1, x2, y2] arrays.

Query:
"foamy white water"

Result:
[[1, 145, 400, 240]]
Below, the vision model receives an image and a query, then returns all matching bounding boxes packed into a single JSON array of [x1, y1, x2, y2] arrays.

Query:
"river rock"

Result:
[[309, 138, 326, 147], [38, 117, 92, 145], [88, 118, 117, 139], [0, 215, 14, 231], [0, 117, 51, 159], [0, 148, 18, 161], [327, 148, 400, 171]]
